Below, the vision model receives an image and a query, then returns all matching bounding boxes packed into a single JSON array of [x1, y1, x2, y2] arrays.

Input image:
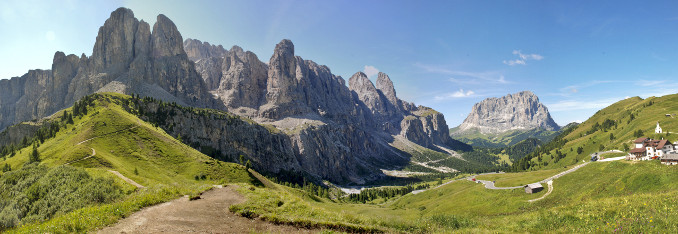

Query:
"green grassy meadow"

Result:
[[233, 160, 678, 232], [0, 93, 255, 232], [2, 93, 678, 233], [475, 167, 570, 187], [514, 94, 678, 171]]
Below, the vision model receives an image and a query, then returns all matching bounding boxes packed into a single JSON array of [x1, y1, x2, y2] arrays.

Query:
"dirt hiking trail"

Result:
[[98, 186, 314, 234]]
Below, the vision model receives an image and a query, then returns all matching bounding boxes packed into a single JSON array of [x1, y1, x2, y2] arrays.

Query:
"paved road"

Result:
[[461, 162, 591, 190], [538, 162, 589, 183], [471, 179, 523, 190], [411, 172, 511, 194], [598, 156, 626, 162], [590, 150, 623, 160]]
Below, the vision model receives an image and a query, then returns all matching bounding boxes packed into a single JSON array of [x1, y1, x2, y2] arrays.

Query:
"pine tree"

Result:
[[61, 110, 69, 122], [29, 143, 40, 163], [73, 101, 80, 116], [245, 160, 252, 171], [2, 163, 10, 172]]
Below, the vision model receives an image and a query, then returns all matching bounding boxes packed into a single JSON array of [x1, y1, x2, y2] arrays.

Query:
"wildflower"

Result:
[[650, 220, 652, 222]]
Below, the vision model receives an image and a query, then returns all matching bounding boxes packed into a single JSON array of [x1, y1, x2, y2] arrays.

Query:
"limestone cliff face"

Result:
[[182, 37, 460, 183], [135, 101, 301, 176], [0, 7, 218, 131], [455, 91, 560, 134], [217, 46, 268, 109], [184, 38, 228, 90], [0, 7, 463, 184], [184, 38, 227, 62], [349, 72, 391, 117]]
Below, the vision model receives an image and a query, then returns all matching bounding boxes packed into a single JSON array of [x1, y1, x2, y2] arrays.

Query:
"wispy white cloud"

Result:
[[415, 63, 509, 84], [503, 50, 543, 66], [434, 89, 476, 100], [363, 65, 379, 78], [552, 80, 617, 97], [635, 79, 666, 87], [546, 97, 623, 112]]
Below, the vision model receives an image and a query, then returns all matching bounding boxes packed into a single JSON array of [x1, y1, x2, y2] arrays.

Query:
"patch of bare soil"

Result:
[[98, 186, 315, 233]]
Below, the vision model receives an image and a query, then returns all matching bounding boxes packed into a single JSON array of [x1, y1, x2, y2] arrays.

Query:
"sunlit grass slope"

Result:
[[514, 94, 678, 171], [1, 93, 255, 233], [232, 160, 678, 232]]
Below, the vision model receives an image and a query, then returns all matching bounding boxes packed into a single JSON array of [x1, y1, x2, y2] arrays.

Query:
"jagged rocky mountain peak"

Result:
[[348, 71, 373, 89], [455, 90, 560, 134], [91, 7, 139, 72], [0, 7, 465, 184], [183, 38, 227, 61], [376, 72, 398, 105], [274, 39, 295, 55], [151, 14, 185, 58]]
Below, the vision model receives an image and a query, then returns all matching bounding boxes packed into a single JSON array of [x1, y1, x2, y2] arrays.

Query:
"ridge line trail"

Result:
[[76, 123, 140, 145], [65, 120, 140, 165], [64, 148, 96, 165], [67, 119, 145, 189], [108, 170, 144, 189]]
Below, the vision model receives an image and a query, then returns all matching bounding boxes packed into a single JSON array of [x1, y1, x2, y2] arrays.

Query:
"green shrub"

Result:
[[0, 164, 123, 230]]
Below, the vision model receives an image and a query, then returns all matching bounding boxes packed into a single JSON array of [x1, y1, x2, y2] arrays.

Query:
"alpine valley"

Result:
[[2, 4, 678, 233], [0, 8, 468, 185]]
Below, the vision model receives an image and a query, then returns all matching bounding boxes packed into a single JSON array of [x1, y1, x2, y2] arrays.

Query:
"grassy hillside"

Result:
[[0, 93, 255, 232], [2, 93, 677, 233], [232, 160, 678, 232], [513, 94, 678, 171]]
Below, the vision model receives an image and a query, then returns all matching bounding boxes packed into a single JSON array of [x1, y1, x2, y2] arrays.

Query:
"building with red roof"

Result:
[[627, 137, 675, 161]]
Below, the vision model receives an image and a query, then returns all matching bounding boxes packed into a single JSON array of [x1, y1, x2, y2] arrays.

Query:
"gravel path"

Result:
[[64, 148, 96, 165], [528, 180, 554, 202], [108, 170, 144, 189], [98, 186, 313, 234], [76, 124, 139, 145]]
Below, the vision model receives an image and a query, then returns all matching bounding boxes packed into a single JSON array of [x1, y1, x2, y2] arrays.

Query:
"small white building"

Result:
[[656, 122, 663, 134], [628, 137, 675, 160]]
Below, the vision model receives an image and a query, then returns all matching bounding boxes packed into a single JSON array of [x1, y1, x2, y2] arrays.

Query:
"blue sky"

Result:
[[2, 0, 678, 126]]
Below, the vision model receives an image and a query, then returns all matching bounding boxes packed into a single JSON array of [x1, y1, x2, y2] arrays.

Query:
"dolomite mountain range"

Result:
[[0, 7, 467, 184]]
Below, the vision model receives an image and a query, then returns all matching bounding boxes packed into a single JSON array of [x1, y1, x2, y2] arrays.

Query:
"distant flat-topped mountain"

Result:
[[0, 7, 466, 184], [451, 91, 560, 147]]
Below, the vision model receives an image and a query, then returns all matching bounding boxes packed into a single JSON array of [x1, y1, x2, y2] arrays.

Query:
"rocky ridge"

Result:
[[454, 91, 560, 135], [0, 7, 463, 184], [0, 8, 217, 131], [186, 37, 462, 183]]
